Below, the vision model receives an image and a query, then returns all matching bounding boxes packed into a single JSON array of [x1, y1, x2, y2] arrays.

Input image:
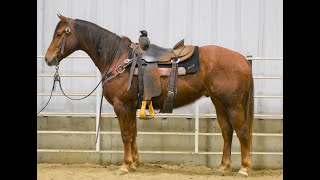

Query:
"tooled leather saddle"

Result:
[[127, 32, 200, 119]]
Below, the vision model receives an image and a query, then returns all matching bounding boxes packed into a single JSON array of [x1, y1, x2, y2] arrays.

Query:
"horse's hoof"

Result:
[[213, 165, 230, 176], [238, 168, 248, 177], [129, 163, 137, 172], [213, 169, 225, 176], [114, 168, 129, 175]]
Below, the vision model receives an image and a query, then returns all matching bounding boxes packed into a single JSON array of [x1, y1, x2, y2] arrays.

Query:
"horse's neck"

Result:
[[75, 22, 128, 74], [77, 36, 111, 74]]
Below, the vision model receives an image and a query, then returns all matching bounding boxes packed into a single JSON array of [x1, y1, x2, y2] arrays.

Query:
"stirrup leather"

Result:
[[139, 101, 155, 119]]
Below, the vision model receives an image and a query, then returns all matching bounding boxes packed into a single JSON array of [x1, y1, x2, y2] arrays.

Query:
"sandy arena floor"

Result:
[[37, 163, 283, 180]]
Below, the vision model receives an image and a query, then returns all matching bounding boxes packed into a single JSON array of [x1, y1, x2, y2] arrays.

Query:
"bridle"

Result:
[[58, 18, 72, 56]]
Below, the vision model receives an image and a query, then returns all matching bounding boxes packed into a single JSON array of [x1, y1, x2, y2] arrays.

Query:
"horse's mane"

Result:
[[74, 19, 131, 67]]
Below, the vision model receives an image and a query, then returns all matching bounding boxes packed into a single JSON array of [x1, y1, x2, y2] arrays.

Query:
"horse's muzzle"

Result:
[[45, 56, 59, 66]]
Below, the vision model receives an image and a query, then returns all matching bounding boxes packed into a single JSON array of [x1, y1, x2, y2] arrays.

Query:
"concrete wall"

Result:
[[37, 117, 282, 169]]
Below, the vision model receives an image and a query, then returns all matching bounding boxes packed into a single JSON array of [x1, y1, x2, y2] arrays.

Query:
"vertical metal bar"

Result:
[[95, 69, 101, 152], [246, 55, 253, 69], [195, 100, 199, 153], [248, 60, 252, 69]]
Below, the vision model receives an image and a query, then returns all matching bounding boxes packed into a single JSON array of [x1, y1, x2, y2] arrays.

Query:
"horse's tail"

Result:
[[244, 68, 254, 160]]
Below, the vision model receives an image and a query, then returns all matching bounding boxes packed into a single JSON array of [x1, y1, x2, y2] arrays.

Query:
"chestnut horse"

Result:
[[44, 14, 254, 177]]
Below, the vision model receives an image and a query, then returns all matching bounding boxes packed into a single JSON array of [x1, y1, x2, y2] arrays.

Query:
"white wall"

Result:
[[37, 0, 283, 115]]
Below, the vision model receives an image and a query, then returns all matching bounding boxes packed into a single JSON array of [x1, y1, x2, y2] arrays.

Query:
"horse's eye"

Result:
[[57, 32, 62, 36]]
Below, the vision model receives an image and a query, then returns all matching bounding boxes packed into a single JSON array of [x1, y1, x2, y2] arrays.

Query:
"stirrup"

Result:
[[139, 101, 155, 119]]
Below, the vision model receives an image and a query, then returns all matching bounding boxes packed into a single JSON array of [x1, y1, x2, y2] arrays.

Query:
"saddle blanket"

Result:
[[131, 46, 200, 76]]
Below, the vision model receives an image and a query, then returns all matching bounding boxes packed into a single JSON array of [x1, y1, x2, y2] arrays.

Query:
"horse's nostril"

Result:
[[45, 57, 48, 62]]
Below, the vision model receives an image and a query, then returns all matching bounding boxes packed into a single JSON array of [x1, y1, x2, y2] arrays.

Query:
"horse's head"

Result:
[[45, 14, 78, 66]]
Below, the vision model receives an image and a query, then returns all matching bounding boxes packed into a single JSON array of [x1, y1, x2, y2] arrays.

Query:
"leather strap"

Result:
[[60, 19, 72, 55], [102, 59, 132, 86], [136, 46, 144, 108], [161, 58, 179, 113], [169, 60, 178, 95], [161, 46, 183, 113], [127, 53, 137, 91]]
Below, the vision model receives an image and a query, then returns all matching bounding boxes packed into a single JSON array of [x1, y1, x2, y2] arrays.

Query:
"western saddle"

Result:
[[127, 35, 195, 119], [142, 40, 194, 64]]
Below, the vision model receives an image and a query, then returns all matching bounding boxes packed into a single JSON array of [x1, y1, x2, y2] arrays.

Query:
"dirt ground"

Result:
[[38, 163, 282, 180]]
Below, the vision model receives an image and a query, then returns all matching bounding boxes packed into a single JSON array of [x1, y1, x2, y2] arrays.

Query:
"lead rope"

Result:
[[95, 93, 104, 146], [37, 65, 104, 114], [93, 44, 121, 148], [38, 42, 123, 148], [37, 66, 62, 114], [57, 74, 103, 101]]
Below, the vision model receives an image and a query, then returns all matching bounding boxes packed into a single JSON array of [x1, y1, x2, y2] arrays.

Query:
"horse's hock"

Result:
[[37, 116, 282, 169]]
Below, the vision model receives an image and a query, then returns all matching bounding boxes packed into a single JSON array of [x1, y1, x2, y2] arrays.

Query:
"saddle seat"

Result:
[[142, 39, 194, 64]]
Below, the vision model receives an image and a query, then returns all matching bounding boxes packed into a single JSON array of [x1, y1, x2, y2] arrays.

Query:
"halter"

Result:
[[58, 18, 72, 55]]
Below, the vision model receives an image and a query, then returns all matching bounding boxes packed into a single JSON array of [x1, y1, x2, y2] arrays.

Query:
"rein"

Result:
[[37, 66, 61, 114], [37, 57, 132, 113], [37, 56, 131, 144]]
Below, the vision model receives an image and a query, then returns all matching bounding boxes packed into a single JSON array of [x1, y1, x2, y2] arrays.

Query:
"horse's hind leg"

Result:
[[212, 99, 233, 176], [227, 105, 251, 177], [113, 99, 137, 175]]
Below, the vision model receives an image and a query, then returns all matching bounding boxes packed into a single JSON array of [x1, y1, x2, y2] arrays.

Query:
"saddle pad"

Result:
[[157, 46, 200, 74], [130, 46, 200, 75]]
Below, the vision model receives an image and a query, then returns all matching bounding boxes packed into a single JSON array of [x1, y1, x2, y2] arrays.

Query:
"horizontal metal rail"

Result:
[[37, 55, 283, 60], [37, 112, 283, 119], [37, 92, 283, 98], [247, 57, 283, 60], [255, 95, 283, 98], [37, 149, 283, 155], [38, 56, 90, 58], [37, 74, 97, 77], [37, 74, 283, 79], [253, 76, 282, 79], [37, 130, 283, 137], [37, 93, 98, 96]]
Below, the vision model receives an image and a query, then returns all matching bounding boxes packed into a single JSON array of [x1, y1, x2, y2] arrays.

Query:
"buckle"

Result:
[[168, 91, 174, 96], [65, 27, 71, 34], [124, 59, 131, 64], [171, 58, 180, 63], [116, 64, 125, 73]]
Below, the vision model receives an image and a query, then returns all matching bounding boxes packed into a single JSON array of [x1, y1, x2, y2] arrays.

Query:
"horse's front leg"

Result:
[[113, 99, 137, 175], [129, 116, 139, 171]]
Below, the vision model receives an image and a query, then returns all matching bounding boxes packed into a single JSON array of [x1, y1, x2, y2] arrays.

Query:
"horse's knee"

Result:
[[222, 126, 233, 139], [121, 131, 133, 143]]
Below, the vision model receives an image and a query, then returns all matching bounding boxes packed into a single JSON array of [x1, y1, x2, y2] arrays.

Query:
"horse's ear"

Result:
[[57, 13, 68, 22]]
